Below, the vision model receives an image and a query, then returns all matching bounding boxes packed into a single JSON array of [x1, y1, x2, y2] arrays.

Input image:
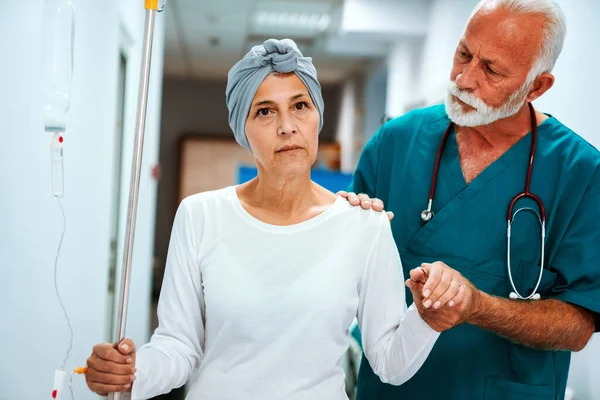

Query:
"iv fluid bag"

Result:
[[42, 0, 75, 132]]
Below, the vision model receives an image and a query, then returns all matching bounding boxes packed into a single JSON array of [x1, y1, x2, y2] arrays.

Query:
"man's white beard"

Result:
[[444, 79, 532, 127]]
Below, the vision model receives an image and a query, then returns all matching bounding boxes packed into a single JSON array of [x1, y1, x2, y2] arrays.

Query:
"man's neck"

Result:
[[454, 104, 548, 184]]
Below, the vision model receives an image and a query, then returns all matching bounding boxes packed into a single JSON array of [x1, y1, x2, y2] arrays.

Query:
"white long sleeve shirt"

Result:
[[131, 186, 439, 400]]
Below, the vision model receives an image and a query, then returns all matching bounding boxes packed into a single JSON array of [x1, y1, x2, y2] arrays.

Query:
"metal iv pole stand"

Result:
[[109, 1, 166, 399]]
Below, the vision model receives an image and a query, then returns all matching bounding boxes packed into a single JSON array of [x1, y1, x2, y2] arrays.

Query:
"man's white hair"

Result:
[[470, 0, 567, 82]]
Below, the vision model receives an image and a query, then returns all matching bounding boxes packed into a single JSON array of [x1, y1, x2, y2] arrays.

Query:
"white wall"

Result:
[[0, 1, 164, 399], [336, 78, 360, 172], [340, 0, 430, 37], [385, 38, 424, 118], [534, 0, 600, 149], [362, 61, 387, 141], [417, 0, 478, 104]]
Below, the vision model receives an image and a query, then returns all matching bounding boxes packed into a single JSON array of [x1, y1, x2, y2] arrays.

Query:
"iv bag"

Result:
[[41, 0, 75, 132]]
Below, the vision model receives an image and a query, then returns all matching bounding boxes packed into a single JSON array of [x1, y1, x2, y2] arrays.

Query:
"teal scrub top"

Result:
[[350, 104, 600, 400]]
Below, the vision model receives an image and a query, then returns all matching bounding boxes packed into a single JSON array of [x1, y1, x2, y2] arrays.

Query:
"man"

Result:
[[343, 0, 600, 398]]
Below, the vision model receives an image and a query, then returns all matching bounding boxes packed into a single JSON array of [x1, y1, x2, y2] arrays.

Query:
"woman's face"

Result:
[[245, 73, 320, 179]]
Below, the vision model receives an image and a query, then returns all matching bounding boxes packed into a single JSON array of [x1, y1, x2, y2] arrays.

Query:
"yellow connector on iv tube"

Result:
[[73, 367, 87, 375], [145, 0, 159, 10]]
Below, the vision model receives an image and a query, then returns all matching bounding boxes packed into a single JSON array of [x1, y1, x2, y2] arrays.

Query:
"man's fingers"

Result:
[[372, 198, 384, 212], [357, 193, 371, 209], [339, 191, 387, 213], [387, 211, 394, 221], [425, 270, 451, 308], [345, 192, 360, 206], [432, 279, 460, 309], [357, 193, 369, 201], [448, 285, 466, 307]]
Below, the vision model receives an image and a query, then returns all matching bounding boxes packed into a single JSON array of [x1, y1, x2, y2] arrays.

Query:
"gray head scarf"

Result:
[[225, 38, 324, 149]]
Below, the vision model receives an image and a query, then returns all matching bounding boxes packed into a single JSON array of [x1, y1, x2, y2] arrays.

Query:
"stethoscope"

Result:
[[421, 102, 545, 300]]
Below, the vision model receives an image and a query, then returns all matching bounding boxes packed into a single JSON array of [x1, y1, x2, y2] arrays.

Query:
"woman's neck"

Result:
[[236, 168, 337, 225], [242, 172, 321, 217]]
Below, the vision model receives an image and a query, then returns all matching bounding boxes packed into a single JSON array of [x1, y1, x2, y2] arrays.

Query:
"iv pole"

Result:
[[110, 1, 166, 399]]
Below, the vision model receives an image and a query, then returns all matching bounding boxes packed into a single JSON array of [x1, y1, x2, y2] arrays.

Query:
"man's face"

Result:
[[446, 7, 547, 126]]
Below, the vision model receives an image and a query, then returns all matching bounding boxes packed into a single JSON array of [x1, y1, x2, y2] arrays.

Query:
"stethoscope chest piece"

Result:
[[421, 209, 434, 222], [421, 199, 434, 223]]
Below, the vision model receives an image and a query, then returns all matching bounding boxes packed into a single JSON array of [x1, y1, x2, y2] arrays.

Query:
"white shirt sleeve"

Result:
[[131, 200, 205, 400], [357, 213, 439, 386]]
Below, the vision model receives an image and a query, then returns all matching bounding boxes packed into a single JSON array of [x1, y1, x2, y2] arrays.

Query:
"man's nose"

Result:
[[455, 61, 480, 92]]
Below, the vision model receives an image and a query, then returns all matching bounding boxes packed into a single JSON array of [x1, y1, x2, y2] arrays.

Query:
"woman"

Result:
[[85, 39, 462, 400]]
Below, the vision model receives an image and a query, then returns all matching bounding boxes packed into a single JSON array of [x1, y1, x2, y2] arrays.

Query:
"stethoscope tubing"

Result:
[[422, 102, 546, 300]]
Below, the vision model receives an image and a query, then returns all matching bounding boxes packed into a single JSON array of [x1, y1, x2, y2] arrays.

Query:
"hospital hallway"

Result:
[[2, 0, 600, 399]]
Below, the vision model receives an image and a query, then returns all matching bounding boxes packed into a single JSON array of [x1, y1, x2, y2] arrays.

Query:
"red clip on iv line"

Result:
[[51, 370, 68, 399]]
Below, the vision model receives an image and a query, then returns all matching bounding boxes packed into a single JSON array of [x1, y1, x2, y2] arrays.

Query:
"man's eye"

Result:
[[486, 65, 498, 75]]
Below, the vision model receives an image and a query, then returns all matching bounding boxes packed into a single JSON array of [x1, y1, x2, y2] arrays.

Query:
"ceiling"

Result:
[[162, 0, 383, 84]]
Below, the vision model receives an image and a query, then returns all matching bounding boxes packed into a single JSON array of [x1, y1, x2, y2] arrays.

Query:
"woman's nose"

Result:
[[278, 113, 297, 136]]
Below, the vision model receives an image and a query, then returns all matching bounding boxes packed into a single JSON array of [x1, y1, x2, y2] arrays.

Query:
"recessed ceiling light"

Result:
[[254, 10, 331, 32]]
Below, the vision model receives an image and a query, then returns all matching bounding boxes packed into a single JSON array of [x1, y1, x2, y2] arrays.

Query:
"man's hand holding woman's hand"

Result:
[[406, 262, 478, 332]]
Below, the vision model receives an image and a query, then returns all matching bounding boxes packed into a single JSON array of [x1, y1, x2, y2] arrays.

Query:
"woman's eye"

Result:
[[257, 108, 270, 116], [295, 101, 308, 110]]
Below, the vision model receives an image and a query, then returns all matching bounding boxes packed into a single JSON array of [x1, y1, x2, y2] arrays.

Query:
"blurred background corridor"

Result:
[[1, 0, 599, 399]]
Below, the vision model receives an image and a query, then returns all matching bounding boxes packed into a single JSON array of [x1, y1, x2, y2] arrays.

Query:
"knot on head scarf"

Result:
[[225, 38, 324, 149]]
